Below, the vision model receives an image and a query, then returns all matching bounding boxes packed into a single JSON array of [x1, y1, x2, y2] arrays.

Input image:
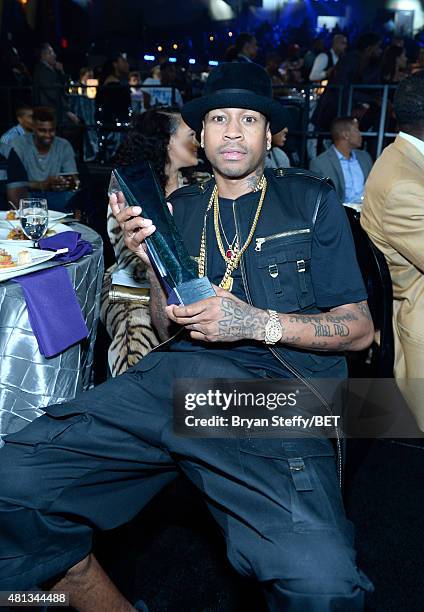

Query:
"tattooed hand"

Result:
[[165, 285, 268, 343]]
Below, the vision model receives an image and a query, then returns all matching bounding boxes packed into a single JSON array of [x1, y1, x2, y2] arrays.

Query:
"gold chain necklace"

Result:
[[217, 209, 237, 258], [198, 175, 267, 291]]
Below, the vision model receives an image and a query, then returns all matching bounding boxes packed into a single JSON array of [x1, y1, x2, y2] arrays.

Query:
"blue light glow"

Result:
[[208, 60, 219, 66], [189, 58, 196, 64], [144, 54, 155, 61], [169, 57, 177, 63]]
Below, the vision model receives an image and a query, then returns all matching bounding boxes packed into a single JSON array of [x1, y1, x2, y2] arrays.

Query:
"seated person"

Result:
[[310, 117, 373, 204], [0, 142, 28, 209], [264, 127, 290, 169], [0, 105, 33, 145], [11, 106, 79, 211]]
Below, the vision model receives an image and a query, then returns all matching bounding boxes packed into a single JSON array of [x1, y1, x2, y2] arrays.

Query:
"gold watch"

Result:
[[264, 309, 283, 345]]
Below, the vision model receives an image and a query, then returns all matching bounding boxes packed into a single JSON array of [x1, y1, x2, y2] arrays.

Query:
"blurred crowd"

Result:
[[1, 23, 424, 214]]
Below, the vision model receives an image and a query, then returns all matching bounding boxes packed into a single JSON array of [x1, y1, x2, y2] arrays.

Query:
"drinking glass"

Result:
[[19, 198, 49, 247]]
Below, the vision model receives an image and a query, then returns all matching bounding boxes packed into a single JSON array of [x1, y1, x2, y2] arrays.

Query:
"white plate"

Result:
[[0, 243, 56, 281], [0, 210, 70, 225], [0, 222, 73, 245]]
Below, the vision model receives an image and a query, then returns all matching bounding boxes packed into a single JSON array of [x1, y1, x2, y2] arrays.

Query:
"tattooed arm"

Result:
[[147, 269, 177, 342], [278, 300, 374, 351], [166, 287, 374, 352]]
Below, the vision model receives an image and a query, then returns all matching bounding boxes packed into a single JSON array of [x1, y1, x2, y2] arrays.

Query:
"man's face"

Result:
[[246, 38, 258, 59], [129, 73, 141, 87], [43, 45, 56, 66], [333, 36, 347, 57], [369, 42, 382, 60], [33, 120, 56, 148], [347, 121, 362, 149], [115, 56, 129, 77], [201, 108, 271, 179], [18, 110, 33, 132]]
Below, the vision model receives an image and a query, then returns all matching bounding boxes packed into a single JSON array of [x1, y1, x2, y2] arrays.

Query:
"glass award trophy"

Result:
[[109, 161, 215, 305]]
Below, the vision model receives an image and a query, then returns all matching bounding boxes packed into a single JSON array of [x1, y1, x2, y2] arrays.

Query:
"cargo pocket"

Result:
[[288, 449, 345, 533], [238, 437, 344, 533], [255, 230, 315, 312], [4, 405, 87, 450]]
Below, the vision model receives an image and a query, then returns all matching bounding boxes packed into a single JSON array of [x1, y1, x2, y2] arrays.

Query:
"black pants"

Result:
[[0, 351, 373, 610]]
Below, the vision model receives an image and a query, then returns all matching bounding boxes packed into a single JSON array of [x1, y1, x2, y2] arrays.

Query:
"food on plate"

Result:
[[6, 228, 57, 240], [17, 250, 32, 265], [6, 210, 17, 220], [0, 248, 16, 268], [6, 228, 26, 240]]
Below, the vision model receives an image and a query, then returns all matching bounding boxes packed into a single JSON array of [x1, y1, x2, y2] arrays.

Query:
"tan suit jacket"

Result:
[[361, 135, 424, 429]]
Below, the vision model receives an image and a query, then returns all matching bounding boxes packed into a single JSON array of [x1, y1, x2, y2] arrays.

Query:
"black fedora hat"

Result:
[[182, 62, 286, 135]]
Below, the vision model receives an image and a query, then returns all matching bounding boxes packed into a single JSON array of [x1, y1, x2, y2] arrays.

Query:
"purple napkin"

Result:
[[14, 267, 88, 358], [38, 231, 93, 262]]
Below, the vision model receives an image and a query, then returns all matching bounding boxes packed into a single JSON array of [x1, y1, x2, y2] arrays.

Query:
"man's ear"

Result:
[[266, 123, 272, 150]]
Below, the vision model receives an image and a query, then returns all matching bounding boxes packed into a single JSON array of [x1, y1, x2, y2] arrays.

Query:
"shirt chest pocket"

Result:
[[255, 230, 315, 312]]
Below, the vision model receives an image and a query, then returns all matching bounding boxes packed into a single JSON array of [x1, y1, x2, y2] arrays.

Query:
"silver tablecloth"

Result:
[[0, 223, 104, 440]]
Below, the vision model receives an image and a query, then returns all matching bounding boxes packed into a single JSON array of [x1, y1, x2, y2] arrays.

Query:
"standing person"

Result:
[[0, 62, 374, 611], [310, 117, 372, 203], [381, 46, 408, 84], [265, 52, 286, 97], [361, 72, 424, 431], [101, 108, 200, 376], [303, 38, 325, 80], [313, 33, 382, 139], [309, 35, 348, 82], [95, 53, 132, 162], [33, 43, 79, 126], [0, 105, 33, 145], [233, 32, 258, 63]]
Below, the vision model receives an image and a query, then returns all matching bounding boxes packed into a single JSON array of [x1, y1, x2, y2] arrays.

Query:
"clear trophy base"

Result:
[[168, 277, 216, 306]]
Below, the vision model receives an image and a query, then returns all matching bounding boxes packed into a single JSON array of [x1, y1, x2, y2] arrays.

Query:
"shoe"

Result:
[[134, 600, 149, 612]]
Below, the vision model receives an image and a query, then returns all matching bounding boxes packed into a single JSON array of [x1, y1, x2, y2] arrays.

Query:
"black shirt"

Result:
[[169, 180, 368, 378]]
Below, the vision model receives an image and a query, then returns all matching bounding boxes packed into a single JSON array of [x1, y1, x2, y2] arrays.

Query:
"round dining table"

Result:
[[0, 222, 104, 441]]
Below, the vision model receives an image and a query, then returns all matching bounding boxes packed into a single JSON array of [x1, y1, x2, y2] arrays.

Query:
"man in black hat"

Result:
[[0, 63, 374, 611]]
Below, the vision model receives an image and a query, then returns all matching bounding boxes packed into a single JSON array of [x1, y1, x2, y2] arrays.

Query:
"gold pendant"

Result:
[[221, 276, 233, 291]]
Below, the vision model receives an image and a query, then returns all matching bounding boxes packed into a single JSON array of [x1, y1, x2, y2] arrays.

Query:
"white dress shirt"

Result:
[[399, 131, 424, 158], [309, 49, 339, 82]]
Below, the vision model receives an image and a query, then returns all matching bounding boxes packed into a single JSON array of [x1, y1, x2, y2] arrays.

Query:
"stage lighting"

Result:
[[169, 57, 177, 63], [144, 55, 155, 61], [189, 58, 196, 64], [208, 60, 219, 66], [158, 46, 163, 52]]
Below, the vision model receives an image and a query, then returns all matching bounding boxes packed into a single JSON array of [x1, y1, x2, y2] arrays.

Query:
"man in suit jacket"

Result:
[[310, 116, 373, 202], [361, 73, 424, 430]]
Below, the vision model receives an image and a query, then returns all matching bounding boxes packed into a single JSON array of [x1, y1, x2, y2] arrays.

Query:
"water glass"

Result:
[[19, 198, 49, 247]]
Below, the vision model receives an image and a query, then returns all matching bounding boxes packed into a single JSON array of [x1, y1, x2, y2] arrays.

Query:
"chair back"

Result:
[[344, 206, 394, 378]]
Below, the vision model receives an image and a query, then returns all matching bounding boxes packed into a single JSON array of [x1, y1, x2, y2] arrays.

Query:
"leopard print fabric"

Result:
[[100, 206, 160, 377]]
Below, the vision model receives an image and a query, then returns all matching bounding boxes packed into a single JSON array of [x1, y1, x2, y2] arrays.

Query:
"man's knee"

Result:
[[227, 531, 372, 600], [262, 576, 371, 612]]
